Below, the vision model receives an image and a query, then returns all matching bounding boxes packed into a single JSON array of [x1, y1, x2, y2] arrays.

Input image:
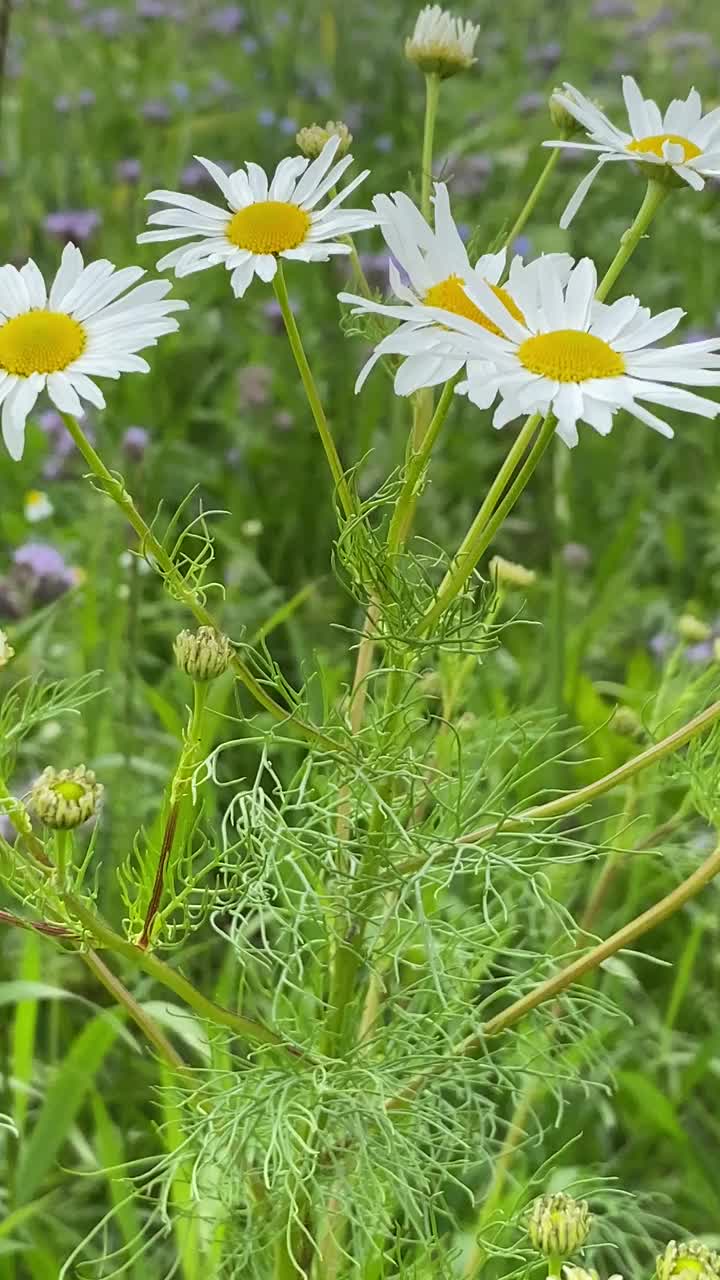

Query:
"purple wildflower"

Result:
[[141, 99, 171, 123], [516, 92, 545, 116], [116, 157, 142, 183], [122, 426, 150, 460], [43, 210, 101, 243], [207, 4, 245, 34]]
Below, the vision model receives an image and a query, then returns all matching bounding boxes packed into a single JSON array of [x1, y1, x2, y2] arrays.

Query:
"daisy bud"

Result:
[[174, 625, 233, 682], [677, 613, 711, 643], [489, 556, 537, 588], [549, 88, 585, 139], [30, 765, 103, 830], [657, 1242, 720, 1280], [528, 1193, 592, 1259], [296, 120, 353, 159], [404, 4, 479, 78], [0, 629, 15, 669], [610, 705, 643, 738]]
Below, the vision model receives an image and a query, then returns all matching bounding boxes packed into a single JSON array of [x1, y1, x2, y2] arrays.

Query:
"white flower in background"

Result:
[[139, 137, 378, 299], [0, 629, 15, 668], [0, 246, 187, 461], [431, 255, 720, 446], [547, 77, 720, 227], [339, 182, 571, 394], [405, 5, 480, 77], [24, 490, 54, 522], [563, 1267, 624, 1280]]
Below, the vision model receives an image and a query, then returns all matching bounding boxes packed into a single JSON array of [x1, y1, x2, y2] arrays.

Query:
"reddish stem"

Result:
[[138, 802, 179, 951], [0, 908, 75, 939]]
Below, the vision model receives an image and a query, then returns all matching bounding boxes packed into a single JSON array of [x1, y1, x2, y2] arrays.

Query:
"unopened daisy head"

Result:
[[296, 120, 352, 159], [139, 136, 378, 299], [405, 5, 479, 78], [0, 246, 187, 461], [434, 254, 720, 447], [339, 182, 571, 396], [546, 77, 720, 227]]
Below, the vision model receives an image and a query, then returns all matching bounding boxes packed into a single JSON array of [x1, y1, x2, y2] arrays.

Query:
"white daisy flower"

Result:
[[0, 246, 186, 461], [405, 5, 480, 77], [339, 182, 571, 395], [547, 77, 720, 227], [24, 490, 54, 522], [138, 137, 378, 299], [428, 255, 720, 446]]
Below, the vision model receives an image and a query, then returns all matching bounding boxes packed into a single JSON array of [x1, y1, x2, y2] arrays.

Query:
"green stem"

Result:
[[595, 179, 668, 302], [273, 263, 355, 520], [420, 71, 441, 219], [389, 836, 720, 1109], [503, 147, 560, 248], [420, 412, 555, 633], [138, 680, 211, 947], [386, 374, 460, 555], [53, 830, 72, 889], [550, 441, 571, 712], [63, 894, 306, 1061], [82, 948, 187, 1072], [60, 413, 336, 754], [399, 695, 720, 874], [342, 233, 374, 300]]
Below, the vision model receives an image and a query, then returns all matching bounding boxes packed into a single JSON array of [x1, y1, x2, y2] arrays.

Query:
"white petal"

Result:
[[622, 76, 654, 138], [253, 254, 277, 283], [193, 157, 238, 207], [20, 260, 48, 309], [559, 159, 607, 230], [230, 259, 256, 298], [48, 243, 85, 309], [65, 370, 106, 409], [2, 375, 43, 459], [292, 135, 341, 205], [47, 372, 84, 415], [563, 258, 597, 330], [245, 161, 269, 202]]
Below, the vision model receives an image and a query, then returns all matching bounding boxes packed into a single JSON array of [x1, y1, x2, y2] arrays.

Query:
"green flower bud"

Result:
[[677, 613, 711, 643], [657, 1241, 720, 1280], [549, 89, 585, 139], [296, 120, 353, 159], [610, 705, 643, 738], [30, 765, 103, 830], [489, 555, 537, 588], [527, 1193, 592, 1259], [174, 626, 233, 682]]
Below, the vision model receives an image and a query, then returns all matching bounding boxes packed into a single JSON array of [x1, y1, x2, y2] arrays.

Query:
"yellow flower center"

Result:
[[518, 329, 626, 382], [52, 780, 86, 801], [424, 274, 525, 336], [627, 133, 702, 161], [226, 201, 311, 254], [0, 311, 85, 377]]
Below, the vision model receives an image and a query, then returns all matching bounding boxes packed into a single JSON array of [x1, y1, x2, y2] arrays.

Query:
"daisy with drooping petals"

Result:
[[339, 182, 571, 394], [138, 136, 378, 298], [429, 255, 720, 446], [0, 246, 186, 461], [404, 5, 480, 78], [547, 77, 720, 227]]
